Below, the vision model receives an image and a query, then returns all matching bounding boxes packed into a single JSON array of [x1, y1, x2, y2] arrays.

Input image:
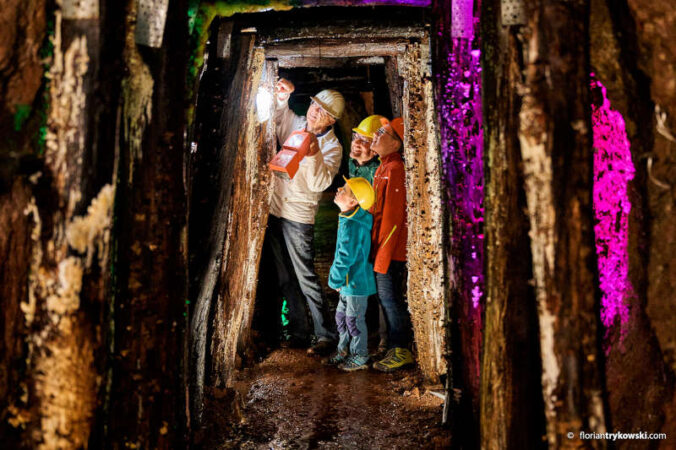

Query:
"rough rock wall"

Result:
[[624, 0, 676, 378], [589, 0, 673, 445], [0, 0, 46, 442]]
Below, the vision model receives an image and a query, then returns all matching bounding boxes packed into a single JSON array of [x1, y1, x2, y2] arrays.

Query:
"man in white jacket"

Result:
[[265, 78, 344, 355]]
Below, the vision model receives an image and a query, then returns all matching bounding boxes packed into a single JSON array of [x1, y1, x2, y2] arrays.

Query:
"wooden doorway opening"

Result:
[[189, 7, 447, 424], [252, 63, 395, 353]]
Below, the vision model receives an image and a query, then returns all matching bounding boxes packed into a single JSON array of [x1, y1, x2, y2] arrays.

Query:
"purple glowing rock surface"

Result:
[[433, 0, 483, 387], [437, 35, 484, 313], [590, 75, 635, 338]]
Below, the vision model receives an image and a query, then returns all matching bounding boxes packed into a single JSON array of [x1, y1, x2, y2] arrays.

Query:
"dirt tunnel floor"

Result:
[[202, 348, 450, 449]]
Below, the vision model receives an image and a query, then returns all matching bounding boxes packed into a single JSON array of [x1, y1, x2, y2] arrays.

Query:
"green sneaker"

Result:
[[322, 351, 347, 366], [339, 355, 370, 372], [372, 347, 414, 372]]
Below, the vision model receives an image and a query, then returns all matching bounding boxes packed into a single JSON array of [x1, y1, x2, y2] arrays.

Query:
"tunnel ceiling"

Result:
[[227, 5, 430, 36]]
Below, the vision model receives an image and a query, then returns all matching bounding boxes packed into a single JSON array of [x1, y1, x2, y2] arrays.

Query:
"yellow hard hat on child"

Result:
[[352, 115, 387, 139], [343, 176, 375, 210]]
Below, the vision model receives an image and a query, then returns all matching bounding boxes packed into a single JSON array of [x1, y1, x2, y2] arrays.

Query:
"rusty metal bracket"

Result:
[[135, 0, 169, 48], [62, 0, 99, 20], [501, 0, 526, 26], [452, 0, 475, 39]]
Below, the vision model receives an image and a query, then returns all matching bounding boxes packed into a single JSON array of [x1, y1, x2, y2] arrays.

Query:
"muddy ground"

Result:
[[200, 348, 450, 449], [205, 197, 450, 449]]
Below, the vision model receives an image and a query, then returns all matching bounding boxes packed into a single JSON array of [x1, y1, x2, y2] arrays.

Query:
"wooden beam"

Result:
[[276, 56, 385, 68], [264, 40, 409, 59], [519, 0, 607, 447], [258, 25, 426, 44], [107, 0, 189, 446], [479, 0, 546, 447]]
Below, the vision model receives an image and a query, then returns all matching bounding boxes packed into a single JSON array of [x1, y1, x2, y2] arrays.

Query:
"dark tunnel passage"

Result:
[[3, 1, 675, 448]]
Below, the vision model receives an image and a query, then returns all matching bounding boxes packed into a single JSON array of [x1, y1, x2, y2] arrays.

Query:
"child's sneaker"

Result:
[[339, 355, 369, 372], [322, 351, 347, 366], [372, 347, 414, 372]]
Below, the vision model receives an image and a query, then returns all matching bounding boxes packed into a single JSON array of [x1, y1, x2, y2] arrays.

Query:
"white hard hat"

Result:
[[310, 89, 345, 120]]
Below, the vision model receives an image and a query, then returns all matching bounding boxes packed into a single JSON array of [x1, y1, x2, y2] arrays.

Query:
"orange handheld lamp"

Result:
[[268, 130, 312, 180]]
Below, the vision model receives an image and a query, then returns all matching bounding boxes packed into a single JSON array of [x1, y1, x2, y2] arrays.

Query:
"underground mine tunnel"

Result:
[[1, 0, 675, 449]]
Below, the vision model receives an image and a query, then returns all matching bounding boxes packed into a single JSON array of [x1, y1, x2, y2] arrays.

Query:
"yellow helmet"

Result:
[[352, 115, 387, 139], [343, 176, 375, 210]]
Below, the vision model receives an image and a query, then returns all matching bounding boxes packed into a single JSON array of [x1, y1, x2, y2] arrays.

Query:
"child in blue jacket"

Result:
[[325, 176, 377, 371]]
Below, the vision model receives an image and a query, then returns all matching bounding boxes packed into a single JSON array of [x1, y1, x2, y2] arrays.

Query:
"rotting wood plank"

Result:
[[518, 0, 607, 447], [400, 41, 447, 382], [590, 0, 673, 438]]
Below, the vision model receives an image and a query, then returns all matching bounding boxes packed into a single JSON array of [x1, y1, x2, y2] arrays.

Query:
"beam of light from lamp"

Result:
[[256, 87, 273, 123]]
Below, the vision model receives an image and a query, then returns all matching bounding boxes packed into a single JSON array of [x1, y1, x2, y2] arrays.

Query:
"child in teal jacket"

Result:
[[325, 177, 377, 371]]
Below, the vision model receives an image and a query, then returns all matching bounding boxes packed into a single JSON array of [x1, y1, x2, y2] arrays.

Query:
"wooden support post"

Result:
[[211, 44, 273, 389], [519, 0, 607, 446], [480, 0, 546, 447], [190, 31, 257, 423], [400, 42, 448, 382], [107, 0, 189, 446], [384, 56, 403, 117], [1, 3, 116, 447]]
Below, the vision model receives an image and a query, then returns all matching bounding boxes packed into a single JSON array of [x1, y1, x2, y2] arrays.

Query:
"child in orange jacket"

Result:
[[368, 118, 414, 372]]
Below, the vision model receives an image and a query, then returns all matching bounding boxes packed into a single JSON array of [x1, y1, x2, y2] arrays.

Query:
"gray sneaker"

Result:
[[322, 351, 347, 366], [339, 355, 370, 372]]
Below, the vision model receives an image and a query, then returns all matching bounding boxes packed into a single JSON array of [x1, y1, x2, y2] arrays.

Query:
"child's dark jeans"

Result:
[[375, 260, 409, 349]]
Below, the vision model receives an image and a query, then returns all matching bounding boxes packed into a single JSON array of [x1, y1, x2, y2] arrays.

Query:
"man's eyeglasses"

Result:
[[310, 100, 329, 118], [374, 126, 401, 142], [352, 132, 373, 144]]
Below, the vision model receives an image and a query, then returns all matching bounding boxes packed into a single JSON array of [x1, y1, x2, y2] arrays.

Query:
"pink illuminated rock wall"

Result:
[[590, 75, 635, 342]]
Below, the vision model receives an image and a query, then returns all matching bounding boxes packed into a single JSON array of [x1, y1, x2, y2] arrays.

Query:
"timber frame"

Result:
[[189, 7, 447, 422]]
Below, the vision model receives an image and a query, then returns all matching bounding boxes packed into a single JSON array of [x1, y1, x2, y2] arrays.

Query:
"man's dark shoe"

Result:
[[307, 339, 334, 356], [281, 336, 310, 349]]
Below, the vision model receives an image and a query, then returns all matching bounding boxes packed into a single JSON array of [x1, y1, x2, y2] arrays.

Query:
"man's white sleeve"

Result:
[[304, 141, 343, 192], [274, 97, 306, 145]]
